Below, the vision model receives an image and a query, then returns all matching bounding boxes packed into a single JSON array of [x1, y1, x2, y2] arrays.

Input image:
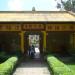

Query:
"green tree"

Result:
[[62, 0, 75, 12]]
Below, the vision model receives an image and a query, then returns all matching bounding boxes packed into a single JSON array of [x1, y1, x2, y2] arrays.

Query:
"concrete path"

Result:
[[13, 59, 51, 75]]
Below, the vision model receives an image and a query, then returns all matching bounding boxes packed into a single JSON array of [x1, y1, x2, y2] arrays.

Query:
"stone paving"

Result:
[[13, 59, 51, 75]]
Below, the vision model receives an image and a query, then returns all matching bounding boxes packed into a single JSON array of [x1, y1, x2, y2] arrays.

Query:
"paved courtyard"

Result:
[[13, 59, 51, 75]]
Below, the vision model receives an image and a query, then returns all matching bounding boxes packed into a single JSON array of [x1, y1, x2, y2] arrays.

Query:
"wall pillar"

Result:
[[42, 31, 46, 52], [20, 31, 25, 53], [69, 33, 75, 54]]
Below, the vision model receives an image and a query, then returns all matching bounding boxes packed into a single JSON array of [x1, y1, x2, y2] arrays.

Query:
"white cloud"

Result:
[[8, 0, 24, 11]]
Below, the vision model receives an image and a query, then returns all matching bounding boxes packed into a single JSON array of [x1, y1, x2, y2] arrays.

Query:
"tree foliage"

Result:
[[62, 0, 75, 12]]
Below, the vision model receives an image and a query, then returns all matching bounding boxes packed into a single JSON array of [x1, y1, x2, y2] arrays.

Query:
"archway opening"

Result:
[[28, 34, 40, 58], [24, 31, 43, 59]]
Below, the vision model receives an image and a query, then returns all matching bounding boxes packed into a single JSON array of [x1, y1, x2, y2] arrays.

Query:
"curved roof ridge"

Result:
[[68, 11, 75, 16]]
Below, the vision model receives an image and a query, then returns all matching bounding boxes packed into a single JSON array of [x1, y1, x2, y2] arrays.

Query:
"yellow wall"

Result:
[[0, 23, 75, 54]]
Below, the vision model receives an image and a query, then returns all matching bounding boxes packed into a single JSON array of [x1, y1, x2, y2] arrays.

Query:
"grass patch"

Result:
[[68, 65, 75, 73], [58, 56, 75, 74]]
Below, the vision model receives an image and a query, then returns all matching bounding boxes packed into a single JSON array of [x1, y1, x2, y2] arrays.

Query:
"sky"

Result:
[[0, 0, 65, 11]]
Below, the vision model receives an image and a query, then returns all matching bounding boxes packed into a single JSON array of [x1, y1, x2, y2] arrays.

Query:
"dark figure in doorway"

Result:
[[28, 45, 35, 58], [31, 45, 35, 58]]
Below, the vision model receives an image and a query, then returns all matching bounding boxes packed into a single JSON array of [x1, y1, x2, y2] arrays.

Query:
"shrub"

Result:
[[0, 56, 18, 75], [47, 56, 74, 75]]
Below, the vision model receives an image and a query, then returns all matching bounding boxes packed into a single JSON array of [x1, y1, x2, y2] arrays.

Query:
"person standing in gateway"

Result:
[[28, 44, 35, 58]]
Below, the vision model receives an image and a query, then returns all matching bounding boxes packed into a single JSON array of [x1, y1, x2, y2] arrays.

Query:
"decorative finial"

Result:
[[32, 7, 36, 11]]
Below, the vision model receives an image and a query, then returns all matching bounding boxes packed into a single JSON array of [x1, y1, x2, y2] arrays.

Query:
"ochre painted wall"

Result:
[[0, 23, 75, 54], [0, 32, 21, 53], [46, 32, 71, 53]]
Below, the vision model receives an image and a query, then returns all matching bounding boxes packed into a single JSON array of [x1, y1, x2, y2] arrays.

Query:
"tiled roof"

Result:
[[0, 11, 75, 22]]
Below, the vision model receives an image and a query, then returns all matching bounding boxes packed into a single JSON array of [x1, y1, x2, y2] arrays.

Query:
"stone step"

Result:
[[13, 61, 51, 75]]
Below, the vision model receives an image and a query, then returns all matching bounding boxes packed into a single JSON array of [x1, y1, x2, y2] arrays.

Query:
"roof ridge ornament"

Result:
[[32, 7, 36, 11]]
